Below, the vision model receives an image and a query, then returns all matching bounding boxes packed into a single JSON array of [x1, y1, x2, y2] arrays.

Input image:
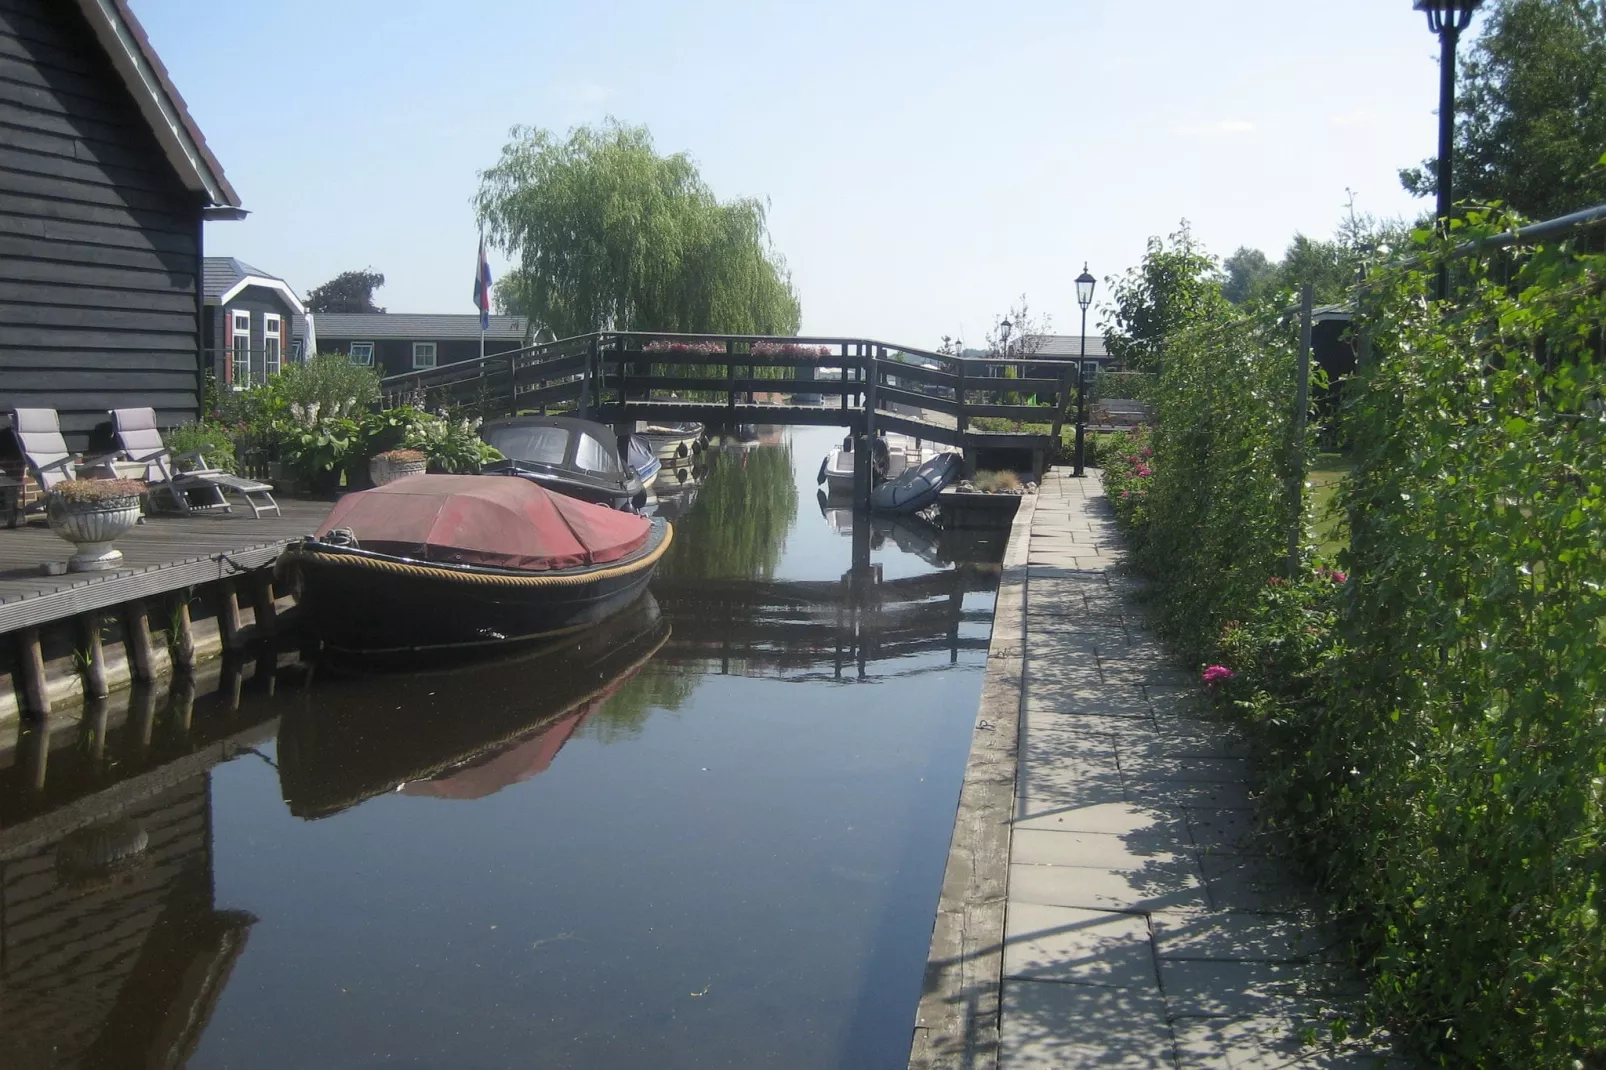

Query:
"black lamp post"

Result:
[[1072, 264, 1096, 476], [1414, 0, 1482, 227]]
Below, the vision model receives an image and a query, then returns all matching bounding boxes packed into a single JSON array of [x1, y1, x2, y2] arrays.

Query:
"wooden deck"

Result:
[[0, 499, 330, 634]]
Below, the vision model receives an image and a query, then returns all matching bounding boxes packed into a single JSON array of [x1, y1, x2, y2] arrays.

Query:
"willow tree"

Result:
[[476, 120, 801, 338]]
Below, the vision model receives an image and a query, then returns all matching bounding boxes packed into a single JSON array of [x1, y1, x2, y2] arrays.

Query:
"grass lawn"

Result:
[[1308, 452, 1351, 558]]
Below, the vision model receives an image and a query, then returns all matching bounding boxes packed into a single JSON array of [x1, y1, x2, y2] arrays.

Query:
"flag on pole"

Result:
[[472, 236, 492, 331]]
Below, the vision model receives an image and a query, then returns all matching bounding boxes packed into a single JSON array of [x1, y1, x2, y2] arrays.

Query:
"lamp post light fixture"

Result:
[[1414, 0, 1482, 228], [998, 318, 1013, 357], [1073, 264, 1096, 477]]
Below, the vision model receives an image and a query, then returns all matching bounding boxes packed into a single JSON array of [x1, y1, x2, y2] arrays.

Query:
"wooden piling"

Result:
[[218, 578, 244, 651], [18, 625, 49, 718], [79, 611, 108, 698], [250, 573, 278, 637], [172, 596, 197, 671], [125, 599, 157, 681]]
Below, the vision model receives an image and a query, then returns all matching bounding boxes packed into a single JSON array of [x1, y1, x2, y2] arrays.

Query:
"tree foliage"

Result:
[[1401, 0, 1606, 219], [305, 269, 386, 314], [1221, 246, 1274, 305], [1102, 222, 1230, 372], [475, 119, 801, 339]]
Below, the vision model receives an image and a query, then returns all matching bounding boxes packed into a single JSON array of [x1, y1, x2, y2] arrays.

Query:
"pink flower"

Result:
[[1121, 489, 1131, 498], [1201, 665, 1235, 686], [1330, 570, 1347, 584], [1136, 464, 1151, 478], [1142, 447, 1154, 457]]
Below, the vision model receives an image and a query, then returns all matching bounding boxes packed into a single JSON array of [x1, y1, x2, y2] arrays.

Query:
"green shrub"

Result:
[[163, 420, 237, 473], [1111, 209, 1606, 1066]]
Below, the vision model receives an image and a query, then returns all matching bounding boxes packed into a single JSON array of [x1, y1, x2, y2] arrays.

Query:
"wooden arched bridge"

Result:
[[379, 331, 1085, 473]]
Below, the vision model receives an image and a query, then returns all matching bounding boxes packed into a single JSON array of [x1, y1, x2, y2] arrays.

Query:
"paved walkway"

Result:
[[1000, 468, 1405, 1069]]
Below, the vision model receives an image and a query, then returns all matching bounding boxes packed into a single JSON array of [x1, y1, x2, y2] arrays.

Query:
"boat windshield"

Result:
[[575, 433, 621, 474], [484, 425, 570, 465]]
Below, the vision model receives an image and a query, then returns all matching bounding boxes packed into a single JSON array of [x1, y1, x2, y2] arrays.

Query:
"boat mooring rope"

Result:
[[288, 523, 673, 588]]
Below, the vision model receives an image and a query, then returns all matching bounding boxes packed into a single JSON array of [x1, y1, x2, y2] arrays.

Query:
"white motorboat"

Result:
[[816, 431, 937, 496], [639, 422, 706, 468]]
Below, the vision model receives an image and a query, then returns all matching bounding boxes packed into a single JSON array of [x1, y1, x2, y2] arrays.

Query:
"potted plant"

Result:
[[369, 448, 428, 486], [46, 478, 145, 571]]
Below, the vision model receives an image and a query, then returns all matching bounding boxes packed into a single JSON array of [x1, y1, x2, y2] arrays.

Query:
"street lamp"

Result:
[[1414, 1, 1482, 227], [998, 318, 1012, 356], [1073, 264, 1096, 477]]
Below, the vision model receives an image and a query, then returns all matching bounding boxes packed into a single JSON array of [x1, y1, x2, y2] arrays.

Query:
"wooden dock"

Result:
[[0, 500, 329, 723], [0, 501, 328, 634]]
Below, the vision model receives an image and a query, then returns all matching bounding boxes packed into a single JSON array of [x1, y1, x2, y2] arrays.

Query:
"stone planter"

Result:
[[47, 494, 142, 571], [369, 456, 428, 486]]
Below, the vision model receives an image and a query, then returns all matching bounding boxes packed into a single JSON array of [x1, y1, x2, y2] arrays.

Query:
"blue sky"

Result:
[[134, 0, 1469, 347]]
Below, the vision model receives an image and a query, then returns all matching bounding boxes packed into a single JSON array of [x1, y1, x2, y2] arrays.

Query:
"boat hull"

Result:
[[282, 518, 672, 653]]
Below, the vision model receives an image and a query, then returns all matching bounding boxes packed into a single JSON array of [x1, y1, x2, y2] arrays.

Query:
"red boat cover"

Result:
[[315, 474, 649, 571]]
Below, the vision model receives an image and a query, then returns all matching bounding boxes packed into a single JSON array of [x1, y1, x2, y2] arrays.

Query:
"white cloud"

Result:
[[1171, 119, 1257, 138], [1330, 110, 1375, 127]]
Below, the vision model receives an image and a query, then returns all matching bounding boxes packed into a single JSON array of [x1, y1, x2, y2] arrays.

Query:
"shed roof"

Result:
[[72, 0, 241, 211], [202, 257, 304, 313], [304, 313, 527, 342]]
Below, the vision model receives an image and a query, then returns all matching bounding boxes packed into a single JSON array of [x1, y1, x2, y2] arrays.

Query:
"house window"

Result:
[[412, 342, 437, 369], [349, 342, 374, 366], [264, 313, 282, 378], [290, 338, 303, 362], [231, 311, 251, 387]]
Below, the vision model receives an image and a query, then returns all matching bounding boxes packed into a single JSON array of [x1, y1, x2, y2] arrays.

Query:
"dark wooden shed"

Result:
[[0, 0, 242, 450]]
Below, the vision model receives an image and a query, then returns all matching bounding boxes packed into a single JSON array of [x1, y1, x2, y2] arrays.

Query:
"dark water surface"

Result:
[[0, 426, 1003, 1070]]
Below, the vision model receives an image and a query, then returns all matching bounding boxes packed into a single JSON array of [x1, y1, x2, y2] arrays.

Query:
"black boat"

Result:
[[280, 474, 672, 654], [480, 415, 649, 511], [276, 591, 670, 819]]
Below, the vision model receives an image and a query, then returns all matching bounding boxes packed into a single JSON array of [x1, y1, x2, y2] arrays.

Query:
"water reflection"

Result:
[[277, 593, 671, 818], [0, 425, 1005, 1070]]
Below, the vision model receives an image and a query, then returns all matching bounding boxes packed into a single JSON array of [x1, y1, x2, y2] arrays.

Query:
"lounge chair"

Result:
[[7, 408, 120, 523], [109, 407, 280, 518]]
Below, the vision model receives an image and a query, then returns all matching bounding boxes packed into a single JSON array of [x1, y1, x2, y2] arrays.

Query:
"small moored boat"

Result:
[[282, 474, 671, 653], [870, 452, 964, 514], [480, 415, 648, 511], [640, 422, 706, 468]]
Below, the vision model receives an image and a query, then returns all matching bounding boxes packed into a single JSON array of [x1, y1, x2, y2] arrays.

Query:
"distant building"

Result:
[[0, 0, 243, 449], [202, 258, 306, 390], [297, 314, 528, 379]]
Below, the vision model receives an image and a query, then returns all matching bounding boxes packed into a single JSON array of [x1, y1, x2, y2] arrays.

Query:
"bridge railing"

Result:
[[378, 330, 1091, 442]]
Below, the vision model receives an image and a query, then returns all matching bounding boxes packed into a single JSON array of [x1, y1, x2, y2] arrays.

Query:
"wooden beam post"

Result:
[[172, 596, 197, 671], [17, 625, 49, 718], [79, 612, 108, 698], [218, 578, 244, 651], [1288, 283, 1314, 576], [250, 572, 278, 638], [726, 340, 737, 413], [125, 599, 157, 681]]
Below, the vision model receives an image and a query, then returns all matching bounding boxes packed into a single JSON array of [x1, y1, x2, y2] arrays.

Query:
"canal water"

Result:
[[0, 426, 1005, 1070]]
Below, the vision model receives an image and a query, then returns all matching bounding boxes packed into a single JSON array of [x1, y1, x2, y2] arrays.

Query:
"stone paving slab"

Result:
[[997, 468, 1408, 1070]]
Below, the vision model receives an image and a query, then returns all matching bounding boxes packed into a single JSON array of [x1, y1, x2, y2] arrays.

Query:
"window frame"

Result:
[[263, 312, 282, 378], [412, 341, 438, 370], [349, 342, 375, 366], [231, 310, 251, 388]]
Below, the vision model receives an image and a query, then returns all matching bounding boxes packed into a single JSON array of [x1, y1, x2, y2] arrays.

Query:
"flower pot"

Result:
[[47, 494, 142, 571], [369, 457, 427, 486]]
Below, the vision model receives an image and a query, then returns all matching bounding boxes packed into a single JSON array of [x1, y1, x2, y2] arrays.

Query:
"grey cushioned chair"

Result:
[[7, 408, 120, 525], [110, 407, 280, 518]]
